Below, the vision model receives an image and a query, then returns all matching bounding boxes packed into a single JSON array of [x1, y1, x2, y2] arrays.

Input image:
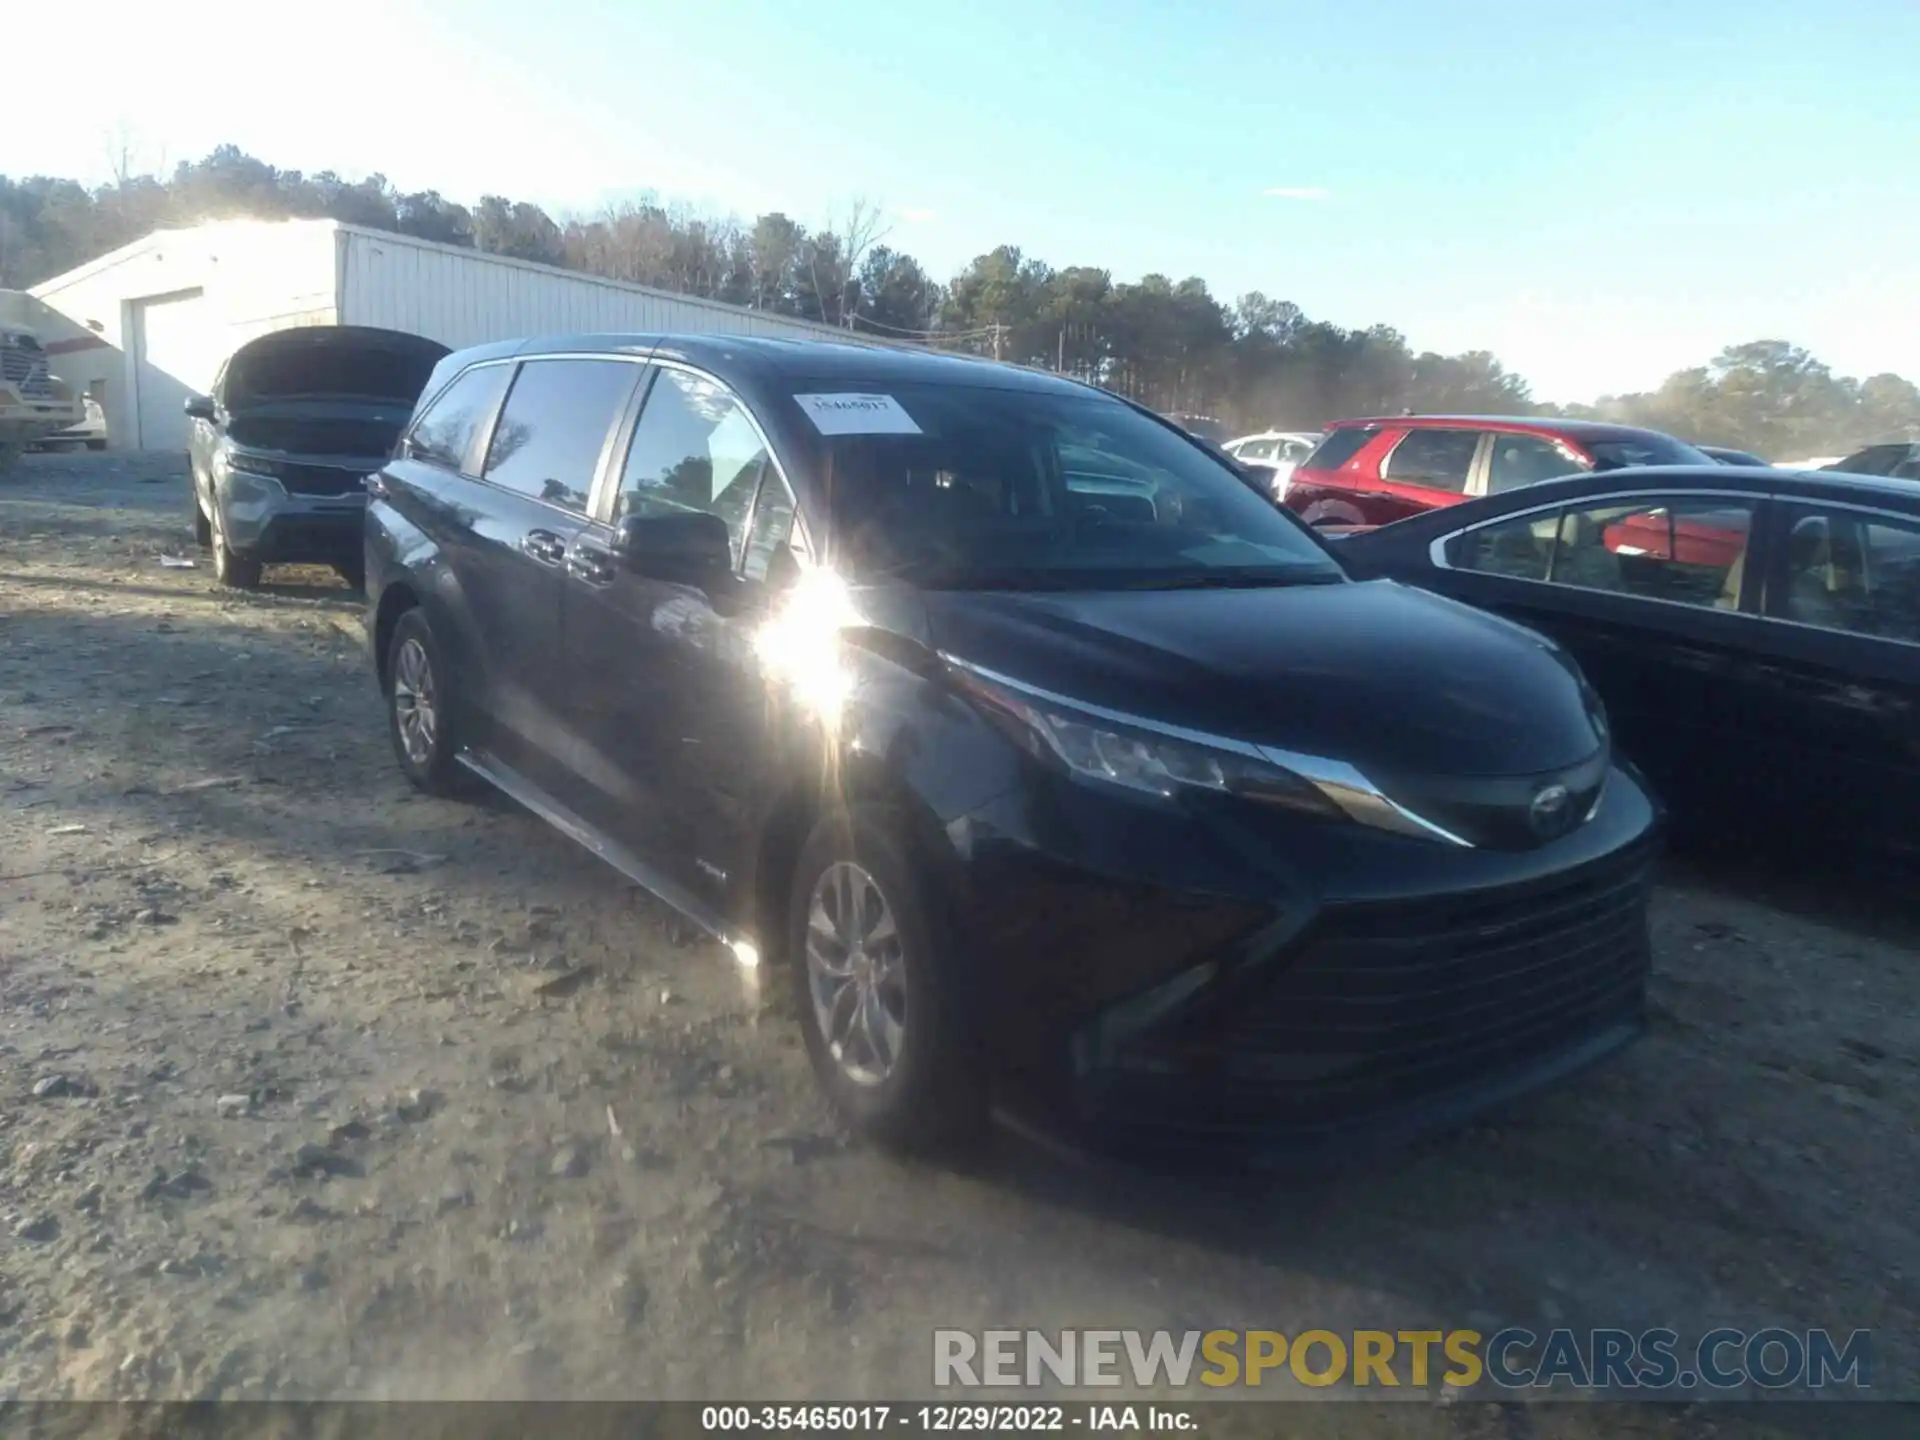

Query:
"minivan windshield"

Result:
[[789, 381, 1346, 590]]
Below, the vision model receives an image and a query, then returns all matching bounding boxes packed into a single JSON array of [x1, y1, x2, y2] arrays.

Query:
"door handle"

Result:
[[566, 544, 616, 586], [521, 530, 568, 566]]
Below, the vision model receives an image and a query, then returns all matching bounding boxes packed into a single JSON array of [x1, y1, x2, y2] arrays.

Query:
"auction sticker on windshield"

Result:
[[795, 393, 924, 436]]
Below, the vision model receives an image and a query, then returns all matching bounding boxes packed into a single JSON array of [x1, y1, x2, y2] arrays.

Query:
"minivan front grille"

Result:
[[1093, 843, 1656, 1141]]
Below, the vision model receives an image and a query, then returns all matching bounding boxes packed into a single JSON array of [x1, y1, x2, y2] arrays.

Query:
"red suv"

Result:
[[1284, 416, 1710, 528]]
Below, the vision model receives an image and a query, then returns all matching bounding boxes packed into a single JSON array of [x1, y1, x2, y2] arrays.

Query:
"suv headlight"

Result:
[[947, 659, 1472, 845], [221, 448, 282, 478], [213, 448, 288, 505]]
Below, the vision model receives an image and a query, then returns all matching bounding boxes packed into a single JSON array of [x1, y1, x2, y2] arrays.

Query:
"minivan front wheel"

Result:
[[787, 809, 986, 1152], [385, 609, 470, 797]]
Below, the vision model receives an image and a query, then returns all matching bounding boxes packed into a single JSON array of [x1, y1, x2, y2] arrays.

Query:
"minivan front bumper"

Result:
[[944, 761, 1662, 1163]]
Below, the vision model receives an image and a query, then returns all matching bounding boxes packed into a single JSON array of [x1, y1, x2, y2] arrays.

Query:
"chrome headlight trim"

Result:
[[940, 654, 1474, 848]]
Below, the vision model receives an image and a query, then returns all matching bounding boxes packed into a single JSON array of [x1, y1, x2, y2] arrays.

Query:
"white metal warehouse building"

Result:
[[25, 218, 861, 453]]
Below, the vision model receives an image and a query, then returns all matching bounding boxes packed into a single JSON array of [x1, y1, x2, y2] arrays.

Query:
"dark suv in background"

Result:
[[186, 326, 448, 589], [363, 335, 1660, 1160], [1284, 415, 1711, 528], [1827, 441, 1920, 481]]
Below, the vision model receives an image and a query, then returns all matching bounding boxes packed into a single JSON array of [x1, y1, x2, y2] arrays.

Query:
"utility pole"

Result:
[[992, 323, 1006, 362]]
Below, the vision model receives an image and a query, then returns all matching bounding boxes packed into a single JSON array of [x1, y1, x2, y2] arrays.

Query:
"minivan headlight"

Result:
[[947, 659, 1474, 846], [951, 665, 1343, 819]]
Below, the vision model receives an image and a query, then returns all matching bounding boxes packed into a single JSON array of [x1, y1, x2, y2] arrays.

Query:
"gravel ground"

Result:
[[1, 452, 1913, 1434]]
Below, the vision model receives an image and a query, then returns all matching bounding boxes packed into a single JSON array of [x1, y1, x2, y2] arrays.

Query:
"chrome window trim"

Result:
[[1428, 488, 1920, 648], [939, 654, 1474, 847]]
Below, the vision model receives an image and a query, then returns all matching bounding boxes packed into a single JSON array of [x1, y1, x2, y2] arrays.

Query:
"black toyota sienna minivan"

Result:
[[364, 333, 1663, 1161]]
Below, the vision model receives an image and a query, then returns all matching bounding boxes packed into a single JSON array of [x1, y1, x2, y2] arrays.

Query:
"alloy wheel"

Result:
[[805, 861, 907, 1087], [392, 636, 438, 766]]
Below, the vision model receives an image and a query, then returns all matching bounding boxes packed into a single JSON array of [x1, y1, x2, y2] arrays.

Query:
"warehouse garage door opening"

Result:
[[131, 288, 215, 451]]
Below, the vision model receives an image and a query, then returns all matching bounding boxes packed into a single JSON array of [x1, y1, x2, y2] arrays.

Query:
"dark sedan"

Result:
[[364, 333, 1660, 1163], [1698, 445, 1770, 468], [1335, 465, 1920, 860]]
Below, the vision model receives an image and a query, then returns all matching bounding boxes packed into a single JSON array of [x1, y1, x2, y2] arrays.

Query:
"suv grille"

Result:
[[1, 337, 55, 398], [279, 461, 369, 497], [1096, 843, 1655, 1139]]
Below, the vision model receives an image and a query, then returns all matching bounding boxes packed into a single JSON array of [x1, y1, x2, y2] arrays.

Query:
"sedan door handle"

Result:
[[566, 543, 616, 586], [521, 530, 568, 566]]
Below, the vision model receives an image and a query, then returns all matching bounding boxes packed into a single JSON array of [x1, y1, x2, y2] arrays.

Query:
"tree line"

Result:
[[2, 146, 1915, 458]]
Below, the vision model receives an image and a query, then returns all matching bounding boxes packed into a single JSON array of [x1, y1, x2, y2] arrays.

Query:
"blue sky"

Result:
[[13, 0, 1918, 400]]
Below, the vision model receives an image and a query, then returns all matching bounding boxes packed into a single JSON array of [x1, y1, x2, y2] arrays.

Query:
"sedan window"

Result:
[[1552, 498, 1757, 609], [1779, 509, 1920, 644], [1453, 495, 1758, 610], [1454, 511, 1561, 580]]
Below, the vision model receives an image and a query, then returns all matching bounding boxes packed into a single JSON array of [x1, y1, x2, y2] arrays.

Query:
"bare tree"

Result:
[[103, 117, 142, 187], [810, 196, 892, 328]]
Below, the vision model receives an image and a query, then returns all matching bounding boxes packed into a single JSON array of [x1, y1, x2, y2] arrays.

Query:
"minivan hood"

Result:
[[223, 326, 448, 413], [924, 579, 1602, 777]]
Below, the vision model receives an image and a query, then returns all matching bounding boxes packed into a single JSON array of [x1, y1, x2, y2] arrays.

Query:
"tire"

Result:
[[384, 608, 472, 798], [207, 497, 262, 590], [85, 439, 107, 452], [787, 807, 987, 1152]]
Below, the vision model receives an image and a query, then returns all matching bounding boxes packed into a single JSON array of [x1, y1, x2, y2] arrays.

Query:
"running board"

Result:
[[456, 748, 735, 947]]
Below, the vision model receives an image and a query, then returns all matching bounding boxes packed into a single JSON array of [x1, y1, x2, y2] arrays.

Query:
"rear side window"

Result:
[[409, 364, 512, 473], [1486, 433, 1586, 493], [483, 358, 639, 512], [1778, 507, 1920, 644], [1300, 427, 1378, 472], [1382, 429, 1480, 492]]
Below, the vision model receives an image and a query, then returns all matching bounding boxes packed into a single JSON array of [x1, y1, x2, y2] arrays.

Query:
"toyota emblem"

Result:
[[1528, 783, 1574, 839]]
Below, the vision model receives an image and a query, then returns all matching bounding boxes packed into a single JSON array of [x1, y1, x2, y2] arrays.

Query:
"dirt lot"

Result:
[[1, 452, 1914, 1430]]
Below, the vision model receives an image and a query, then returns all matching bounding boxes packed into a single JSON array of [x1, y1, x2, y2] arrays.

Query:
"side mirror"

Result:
[[183, 394, 216, 421], [614, 510, 733, 579]]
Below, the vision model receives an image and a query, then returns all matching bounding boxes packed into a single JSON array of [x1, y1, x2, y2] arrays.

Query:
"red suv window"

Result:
[[1380, 430, 1479, 492], [1299, 427, 1379, 472]]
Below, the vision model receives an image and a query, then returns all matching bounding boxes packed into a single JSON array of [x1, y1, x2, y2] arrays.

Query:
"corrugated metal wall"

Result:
[[338, 228, 867, 351], [30, 220, 341, 449], [28, 217, 902, 449]]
